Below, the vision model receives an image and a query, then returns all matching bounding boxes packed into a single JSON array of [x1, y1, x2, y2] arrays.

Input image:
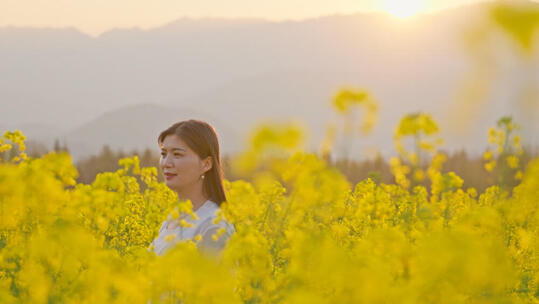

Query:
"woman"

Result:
[[148, 119, 235, 257]]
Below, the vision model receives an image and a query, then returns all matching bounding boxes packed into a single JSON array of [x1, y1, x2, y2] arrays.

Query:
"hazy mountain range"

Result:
[[1, 2, 538, 161]]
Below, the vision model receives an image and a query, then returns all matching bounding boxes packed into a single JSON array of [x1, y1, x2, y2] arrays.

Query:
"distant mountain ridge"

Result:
[[60, 104, 240, 160], [1, 2, 538, 161]]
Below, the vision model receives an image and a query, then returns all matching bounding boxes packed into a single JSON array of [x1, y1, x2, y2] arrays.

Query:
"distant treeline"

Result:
[[23, 140, 539, 193], [332, 147, 538, 193]]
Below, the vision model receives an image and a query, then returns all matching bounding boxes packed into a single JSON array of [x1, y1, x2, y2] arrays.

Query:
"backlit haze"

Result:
[[1, 0, 538, 161], [1, 0, 488, 36]]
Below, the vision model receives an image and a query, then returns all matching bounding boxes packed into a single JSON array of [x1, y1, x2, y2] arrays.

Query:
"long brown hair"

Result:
[[157, 119, 227, 206]]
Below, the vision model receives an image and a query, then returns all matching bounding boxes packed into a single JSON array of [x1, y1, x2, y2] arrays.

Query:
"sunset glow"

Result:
[[0, 0, 488, 36], [381, 0, 426, 19]]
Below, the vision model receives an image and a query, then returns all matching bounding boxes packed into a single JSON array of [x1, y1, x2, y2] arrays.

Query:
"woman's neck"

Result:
[[176, 190, 208, 212]]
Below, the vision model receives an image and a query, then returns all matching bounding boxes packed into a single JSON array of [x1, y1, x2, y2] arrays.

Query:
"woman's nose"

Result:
[[161, 155, 173, 168]]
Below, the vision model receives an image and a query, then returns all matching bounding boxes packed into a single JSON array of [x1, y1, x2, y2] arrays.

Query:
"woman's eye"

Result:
[[160, 152, 166, 156], [174, 153, 182, 157]]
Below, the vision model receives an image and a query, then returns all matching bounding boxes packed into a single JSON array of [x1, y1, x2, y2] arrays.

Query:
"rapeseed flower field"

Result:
[[1, 112, 538, 303]]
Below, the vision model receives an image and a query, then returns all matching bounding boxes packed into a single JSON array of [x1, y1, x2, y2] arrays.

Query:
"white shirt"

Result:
[[148, 199, 235, 256]]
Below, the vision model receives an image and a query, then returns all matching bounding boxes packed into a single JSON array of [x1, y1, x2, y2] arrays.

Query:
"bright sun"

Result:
[[382, 0, 425, 19]]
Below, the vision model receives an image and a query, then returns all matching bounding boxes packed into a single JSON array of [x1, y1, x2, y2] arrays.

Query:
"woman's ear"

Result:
[[203, 156, 213, 173]]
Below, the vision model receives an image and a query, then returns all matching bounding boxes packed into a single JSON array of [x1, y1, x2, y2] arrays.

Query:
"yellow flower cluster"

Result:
[[1, 122, 538, 303], [1, 130, 27, 162], [232, 122, 306, 177], [483, 116, 524, 186], [331, 88, 379, 135], [391, 113, 445, 189], [394, 112, 443, 163], [321, 88, 379, 162]]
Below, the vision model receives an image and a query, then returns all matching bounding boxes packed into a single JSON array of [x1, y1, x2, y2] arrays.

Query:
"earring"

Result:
[[201, 174, 205, 179]]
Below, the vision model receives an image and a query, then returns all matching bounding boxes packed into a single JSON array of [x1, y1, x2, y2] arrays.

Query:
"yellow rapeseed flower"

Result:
[[506, 155, 519, 169], [413, 169, 425, 182], [485, 161, 496, 172], [483, 150, 493, 161], [179, 219, 194, 228], [211, 227, 227, 241]]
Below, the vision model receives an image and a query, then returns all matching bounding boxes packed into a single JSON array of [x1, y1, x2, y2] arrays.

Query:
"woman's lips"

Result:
[[164, 173, 177, 180]]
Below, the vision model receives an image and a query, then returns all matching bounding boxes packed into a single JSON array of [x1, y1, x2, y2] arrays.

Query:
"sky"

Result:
[[0, 0, 491, 37]]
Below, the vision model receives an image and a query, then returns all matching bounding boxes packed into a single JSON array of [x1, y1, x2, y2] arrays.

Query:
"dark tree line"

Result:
[[19, 140, 539, 193]]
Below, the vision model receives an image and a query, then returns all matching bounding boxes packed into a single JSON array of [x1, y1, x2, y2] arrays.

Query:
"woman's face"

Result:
[[159, 134, 210, 193]]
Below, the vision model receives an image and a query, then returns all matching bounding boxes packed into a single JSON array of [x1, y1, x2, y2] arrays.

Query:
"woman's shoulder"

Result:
[[157, 220, 168, 234], [195, 210, 235, 256], [197, 208, 235, 235], [200, 209, 234, 228]]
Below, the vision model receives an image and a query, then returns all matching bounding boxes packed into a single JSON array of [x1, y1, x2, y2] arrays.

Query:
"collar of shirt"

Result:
[[192, 199, 219, 222], [164, 199, 218, 229]]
